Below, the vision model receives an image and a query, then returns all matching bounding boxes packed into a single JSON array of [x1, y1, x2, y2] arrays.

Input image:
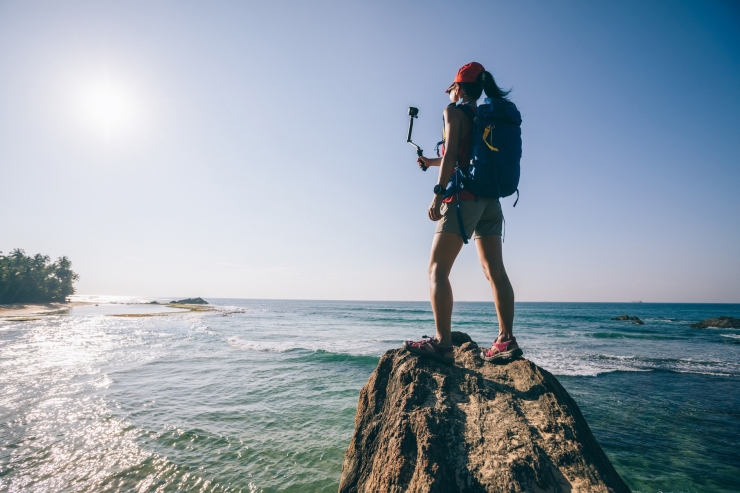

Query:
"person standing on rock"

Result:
[[403, 62, 523, 365]]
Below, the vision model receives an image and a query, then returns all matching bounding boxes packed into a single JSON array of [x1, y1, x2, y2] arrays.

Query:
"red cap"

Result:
[[445, 62, 485, 93]]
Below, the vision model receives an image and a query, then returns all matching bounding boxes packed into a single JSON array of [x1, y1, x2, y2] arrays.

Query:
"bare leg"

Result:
[[475, 235, 515, 342], [428, 232, 464, 347]]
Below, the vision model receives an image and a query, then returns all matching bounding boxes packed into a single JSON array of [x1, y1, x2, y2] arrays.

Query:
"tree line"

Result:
[[0, 249, 79, 304]]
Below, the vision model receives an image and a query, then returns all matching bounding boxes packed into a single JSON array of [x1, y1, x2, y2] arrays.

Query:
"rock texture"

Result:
[[610, 315, 644, 325], [339, 332, 630, 493], [690, 316, 740, 329]]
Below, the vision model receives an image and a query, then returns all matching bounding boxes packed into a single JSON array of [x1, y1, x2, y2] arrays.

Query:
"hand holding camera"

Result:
[[406, 107, 426, 171]]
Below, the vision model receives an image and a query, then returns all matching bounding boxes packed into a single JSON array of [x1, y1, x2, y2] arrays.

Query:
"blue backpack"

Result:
[[438, 98, 522, 244], [457, 98, 522, 204]]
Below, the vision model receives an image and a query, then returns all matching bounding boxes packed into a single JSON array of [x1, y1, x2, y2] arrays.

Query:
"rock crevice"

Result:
[[339, 332, 630, 493]]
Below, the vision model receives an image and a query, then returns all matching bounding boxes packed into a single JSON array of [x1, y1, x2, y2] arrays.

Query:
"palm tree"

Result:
[[0, 249, 79, 304]]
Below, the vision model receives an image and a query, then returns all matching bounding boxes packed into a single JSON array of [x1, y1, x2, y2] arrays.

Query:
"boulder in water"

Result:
[[690, 316, 740, 329], [610, 315, 644, 325], [339, 332, 630, 493]]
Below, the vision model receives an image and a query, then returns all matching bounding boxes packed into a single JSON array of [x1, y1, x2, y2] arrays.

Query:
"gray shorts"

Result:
[[435, 197, 503, 240]]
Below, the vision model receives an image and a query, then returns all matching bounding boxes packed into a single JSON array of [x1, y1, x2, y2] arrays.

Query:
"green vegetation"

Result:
[[0, 249, 79, 304]]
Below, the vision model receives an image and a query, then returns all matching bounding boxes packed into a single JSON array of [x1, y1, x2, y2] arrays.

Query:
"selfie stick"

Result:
[[406, 107, 426, 171]]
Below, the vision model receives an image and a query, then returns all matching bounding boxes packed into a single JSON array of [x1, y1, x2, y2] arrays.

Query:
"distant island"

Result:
[[170, 297, 208, 305], [0, 249, 79, 304]]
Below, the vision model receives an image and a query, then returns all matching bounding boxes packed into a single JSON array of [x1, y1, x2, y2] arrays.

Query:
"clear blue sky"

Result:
[[1, 1, 738, 302]]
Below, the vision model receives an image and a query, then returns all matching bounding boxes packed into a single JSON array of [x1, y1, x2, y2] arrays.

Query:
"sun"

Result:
[[77, 76, 138, 135]]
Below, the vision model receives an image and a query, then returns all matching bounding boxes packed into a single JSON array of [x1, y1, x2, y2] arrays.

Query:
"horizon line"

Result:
[[71, 295, 740, 305]]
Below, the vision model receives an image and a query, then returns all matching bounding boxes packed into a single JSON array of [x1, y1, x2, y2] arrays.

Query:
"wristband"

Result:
[[433, 184, 445, 195]]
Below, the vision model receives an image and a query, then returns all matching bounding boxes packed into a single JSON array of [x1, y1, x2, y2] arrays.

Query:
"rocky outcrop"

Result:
[[169, 297, 208, 305], [610, 315, 644, 325], [339, 332, 630, 493], [690, 316, 740, 329]]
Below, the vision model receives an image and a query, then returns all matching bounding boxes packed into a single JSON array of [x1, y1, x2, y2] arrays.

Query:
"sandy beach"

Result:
[[0, 300, 214, 320], [0, 301, 92, 319]]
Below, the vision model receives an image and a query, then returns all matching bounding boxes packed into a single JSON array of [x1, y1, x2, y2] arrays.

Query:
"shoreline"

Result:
[[0, 301, 214, 320], [106, 303, 214, 317], [0, 301, 93, 320]]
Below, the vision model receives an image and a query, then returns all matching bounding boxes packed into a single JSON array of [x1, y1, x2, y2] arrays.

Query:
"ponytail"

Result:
[[458, 70, 512, 102], [479, 71, 511, 101]]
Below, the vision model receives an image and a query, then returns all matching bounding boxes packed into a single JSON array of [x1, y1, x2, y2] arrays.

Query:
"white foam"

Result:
[[227, 337, 295, 353], [212, 306, 257, 315], [68, 294, 155, 304], [226, 336, 395, 357], [526, 347, 740, 377]]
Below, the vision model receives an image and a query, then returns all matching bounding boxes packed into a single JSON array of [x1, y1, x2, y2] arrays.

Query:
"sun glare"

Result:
[[77, 77, 138, 135]]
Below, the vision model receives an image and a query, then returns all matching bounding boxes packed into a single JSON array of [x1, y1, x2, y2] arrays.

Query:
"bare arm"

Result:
[[417, 156, 442, 169], [437, 106, 461, 189]]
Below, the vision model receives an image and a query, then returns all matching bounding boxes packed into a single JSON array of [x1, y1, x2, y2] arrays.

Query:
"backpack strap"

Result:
[[456, 197, 469, 245], [453, 103, 475, 244], [456, 103, 476, 163], [453, 169, 469, 244]]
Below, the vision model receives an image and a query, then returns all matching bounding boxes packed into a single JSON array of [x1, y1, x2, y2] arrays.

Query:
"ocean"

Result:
[[1, 299, 739, 492]]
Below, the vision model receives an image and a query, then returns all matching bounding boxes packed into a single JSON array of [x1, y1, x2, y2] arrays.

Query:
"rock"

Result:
[[148, 301, 159, 304], [610, 315, 644, 325], [690, 316, 740, 329], [339, 332, 630, 493], [169, 297, 208, 305]]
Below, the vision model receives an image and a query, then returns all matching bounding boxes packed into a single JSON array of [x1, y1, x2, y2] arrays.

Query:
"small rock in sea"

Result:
[[170, 297, 209, 305], [611, 314, 644, 325], [339, 331, 630, 492], [690, 316, 740, 329], [148, 301, 159, 304]]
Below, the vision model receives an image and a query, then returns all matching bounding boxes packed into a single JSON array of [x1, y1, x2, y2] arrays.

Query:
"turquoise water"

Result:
[[1, 300, 739, 492]]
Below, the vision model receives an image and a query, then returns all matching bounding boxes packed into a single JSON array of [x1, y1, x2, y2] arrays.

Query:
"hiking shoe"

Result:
[[402, 335, 454, 365], [480, 336, 522, 362]]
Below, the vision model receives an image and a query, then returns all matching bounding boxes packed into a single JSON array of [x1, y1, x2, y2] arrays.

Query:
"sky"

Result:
[[1, 0, 739, 302]]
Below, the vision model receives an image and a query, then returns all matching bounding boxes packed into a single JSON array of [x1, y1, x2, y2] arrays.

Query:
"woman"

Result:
[[402, 62, 522, 365]]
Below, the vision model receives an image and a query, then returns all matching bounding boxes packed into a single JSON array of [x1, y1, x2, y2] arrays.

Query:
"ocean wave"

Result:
[[528, 348, 740, 377], [592, 354, 737, 367], [226, 336, 382, 366], [530, 355, 647, 377], [671, 369, 737, 377], [215, 305, 253, 312], [588, 332, 679, 340], [342, 306, 431, 315], [226, 336, 393, 359], [294, 350, 381, 366], [227, 336, 297, 352], [211, 306, 261, 316]]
